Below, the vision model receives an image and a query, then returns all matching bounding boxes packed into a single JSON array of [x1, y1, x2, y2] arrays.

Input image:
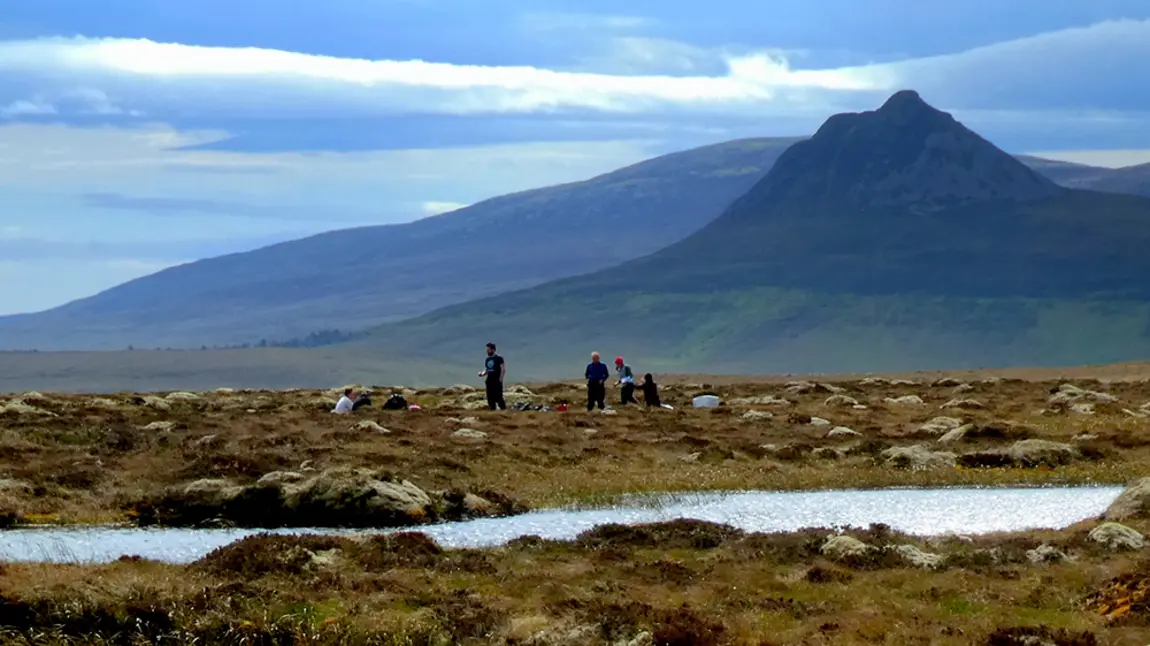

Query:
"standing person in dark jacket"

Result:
[[478, 342, 506, 410], [585, 352, 609, 411], [614, 356, 639, 406]]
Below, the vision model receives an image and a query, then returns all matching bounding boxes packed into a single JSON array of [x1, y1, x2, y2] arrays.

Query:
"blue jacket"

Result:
[[585, 362, 609, 383]]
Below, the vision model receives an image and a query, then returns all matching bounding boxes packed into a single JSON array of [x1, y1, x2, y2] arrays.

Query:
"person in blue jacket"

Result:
[[585, 351, 610, 411]]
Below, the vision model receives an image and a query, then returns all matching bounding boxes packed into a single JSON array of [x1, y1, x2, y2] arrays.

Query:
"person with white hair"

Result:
[[584, 351, 609, 411]]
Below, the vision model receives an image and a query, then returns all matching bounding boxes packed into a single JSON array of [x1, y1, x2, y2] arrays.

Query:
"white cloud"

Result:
[[421, 201, 469, 215], [519, 12, 653, 33], [0, 97, 56, 118], [0, 35, 887, 119]]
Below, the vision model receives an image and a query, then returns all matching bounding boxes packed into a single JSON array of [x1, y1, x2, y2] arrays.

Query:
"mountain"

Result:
[[1017, 155, 1150, 196], [0, 137, 801, 351], [355, 91, 1150, 375]]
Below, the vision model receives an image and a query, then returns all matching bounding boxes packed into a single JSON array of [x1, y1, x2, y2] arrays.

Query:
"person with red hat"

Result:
[[614, 356, 639, 406]]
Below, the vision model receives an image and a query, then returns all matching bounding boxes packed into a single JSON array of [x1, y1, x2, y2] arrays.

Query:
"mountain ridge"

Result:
[[352, 91, 1150, 374]]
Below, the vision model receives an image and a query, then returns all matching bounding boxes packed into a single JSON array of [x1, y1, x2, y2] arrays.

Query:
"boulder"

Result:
[[821, 535, 871, 560], [442, 384, 476, 395], [1087, 522, 1145, 551], [741, 411, 774, 421], [1069, 403, 1095, 415], [884, 395, 925, 406], [452, 428, 489, 440], [940, 398, 984, 410], [214, 387, 236, 393], [1103, 477, 1150, 521], [0, 400, 56, 417], [1026, 544, 1070, 563], [1048, 384, 1118, 405], [141, 396, 172, 411], [932, 378, 965, 387], [938, 424, 974, 444], [140, 421, 177, 432], [951, 384, 975, 394], [882, 445, 957, 470], [827, 426, 862, 438], [889, 544, 944, 569], [858, 377, 889, 387], [784, 381, 816, 394], [731, 395, 792, 406], [824, 395, 860, 407], [1006, 440, 1079, 466], [256, 471, 306, 487], [165, 392, 202, 402], [809, 417, 832, 427], [917, 416, 964, 436], [507, 385, 536, 396], [890, 379, 919, 386], [281, 468, 435, 526], [354, 420, 391, 434]]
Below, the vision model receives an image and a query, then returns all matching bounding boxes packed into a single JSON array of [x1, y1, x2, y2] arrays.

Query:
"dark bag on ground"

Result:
[[382, 393, 408, 410]]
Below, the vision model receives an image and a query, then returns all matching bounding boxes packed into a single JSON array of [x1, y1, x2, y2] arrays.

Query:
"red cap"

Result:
[[615, 356, 624, 365]]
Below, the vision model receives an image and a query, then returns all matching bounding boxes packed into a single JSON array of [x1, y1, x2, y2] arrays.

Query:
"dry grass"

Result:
[[0, 374, 1149, 524]]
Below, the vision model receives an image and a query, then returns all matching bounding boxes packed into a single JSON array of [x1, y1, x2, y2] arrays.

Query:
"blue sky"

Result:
[[3, 0, 1150, 315]]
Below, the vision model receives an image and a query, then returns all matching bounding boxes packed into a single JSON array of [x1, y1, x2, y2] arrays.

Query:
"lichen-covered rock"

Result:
[[256, 471, 305, 487], [1103, 477, 1150, 521], [889, 544, 944, 569], [1069, 403, 1095, 415], [1048, 383, 1118, 405], [452, 428, 489, 439], [940, 398, 984, 410], [884, 395, 925, 406], [1006, 440, 1079, 466], [354, 420, 391, 434], [731, 395, 792, 406], [809, 417, 832, 427], [824, 395, 860, 407], [882, 445, 957, 470], [1026, 544, 1070, 563], [0, 400, 56, 417], [821, 535, 871, 560], [938, 424, 974, 444], [1087, 522, 1145, 551], [741, 411, 774, 421], [917, 417, 963, 435], [165, 392, 202, 402], [827, 426, 862, 438], [140, 421, 177, 432]]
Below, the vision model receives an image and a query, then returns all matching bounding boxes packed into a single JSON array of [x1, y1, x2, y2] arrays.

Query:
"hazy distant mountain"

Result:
[[0, 137, 800, 351], [1017, 155, 1150, 196], [359, 91, 1150, 375]]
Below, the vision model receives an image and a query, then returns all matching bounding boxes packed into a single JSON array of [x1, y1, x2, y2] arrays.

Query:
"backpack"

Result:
[[382, 394, 408, 410]]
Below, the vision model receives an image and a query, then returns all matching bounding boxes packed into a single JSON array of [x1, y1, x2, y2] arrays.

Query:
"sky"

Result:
[[3, 0, 1150, 315]]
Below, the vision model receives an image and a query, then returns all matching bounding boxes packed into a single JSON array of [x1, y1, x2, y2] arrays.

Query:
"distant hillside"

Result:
[[1018, 155, 1150, 196], [0, 137, 801, 351], [357, 91, 1150, 375]]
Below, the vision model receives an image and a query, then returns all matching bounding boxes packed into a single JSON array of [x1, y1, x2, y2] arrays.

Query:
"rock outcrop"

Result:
[[1088, 522, 1145, 551], [132, 468, 526, 528], [882, 445, 957, 470], [1103, 477, 1150, 521]]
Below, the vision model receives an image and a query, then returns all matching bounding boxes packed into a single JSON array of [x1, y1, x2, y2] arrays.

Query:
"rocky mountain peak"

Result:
[[747, 90, 1063, 211]]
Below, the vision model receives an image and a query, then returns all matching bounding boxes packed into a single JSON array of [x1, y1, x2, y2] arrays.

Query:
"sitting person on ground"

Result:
[[332, 388, 355, 414], [352, 390, 373, 411], [585, 351, 610, 411], [637, 373, 662, 408], [614, 356, 639, 405]]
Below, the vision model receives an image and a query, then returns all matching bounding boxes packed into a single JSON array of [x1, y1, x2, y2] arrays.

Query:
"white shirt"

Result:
[[333, 395, 354, 414]]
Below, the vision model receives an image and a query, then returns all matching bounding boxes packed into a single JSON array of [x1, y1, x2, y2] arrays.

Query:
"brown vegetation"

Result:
[[1, 376, 1149, 525], [3, 518, 1150, 644]]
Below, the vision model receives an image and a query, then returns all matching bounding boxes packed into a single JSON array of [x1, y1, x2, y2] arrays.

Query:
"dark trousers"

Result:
[[587, 381, 606, 410], [486, 380, 505, 410], [620, 383, 638, 405]]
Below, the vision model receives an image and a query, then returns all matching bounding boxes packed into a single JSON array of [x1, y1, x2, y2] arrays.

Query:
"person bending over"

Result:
[[614, 356, 639, 405], [638, 373, 662, 408]]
